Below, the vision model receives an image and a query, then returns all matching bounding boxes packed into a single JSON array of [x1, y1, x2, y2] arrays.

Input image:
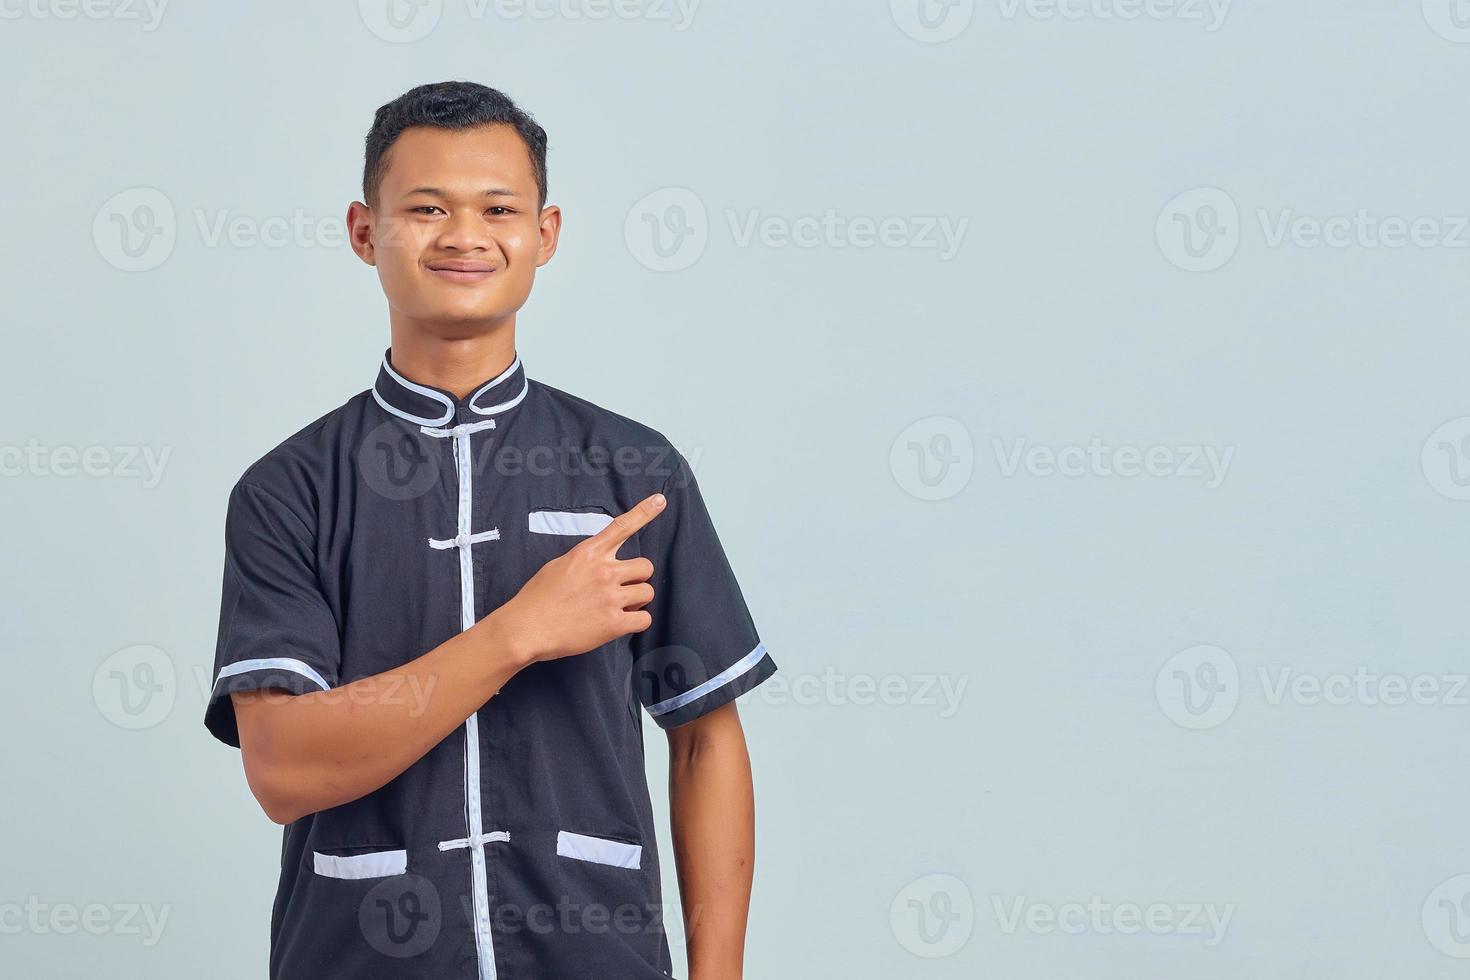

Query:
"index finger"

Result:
[[588, 492, 666, 551]]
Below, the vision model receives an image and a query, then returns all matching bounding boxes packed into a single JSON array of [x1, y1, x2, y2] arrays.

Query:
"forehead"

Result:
[[379, 124, 536, 198]]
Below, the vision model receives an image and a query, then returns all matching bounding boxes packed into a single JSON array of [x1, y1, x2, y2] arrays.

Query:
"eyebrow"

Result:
[[405, 186, 522, 199]]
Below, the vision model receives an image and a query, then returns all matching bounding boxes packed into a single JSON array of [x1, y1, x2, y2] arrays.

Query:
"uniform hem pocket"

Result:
[[311, 848, 408, 879], [556, 831, 643, 869]]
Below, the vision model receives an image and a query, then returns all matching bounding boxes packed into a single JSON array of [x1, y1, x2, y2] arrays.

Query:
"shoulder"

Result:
[[528, 378, 685, 460], [526, 378, 692, 493], [229, 390, 373, 515]]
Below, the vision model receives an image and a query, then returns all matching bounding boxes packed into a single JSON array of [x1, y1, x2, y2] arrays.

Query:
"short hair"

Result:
[[362, 81, 548, 209]]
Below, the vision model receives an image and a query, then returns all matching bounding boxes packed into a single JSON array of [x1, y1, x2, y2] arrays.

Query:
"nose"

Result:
[[434, 208, 492, 253]]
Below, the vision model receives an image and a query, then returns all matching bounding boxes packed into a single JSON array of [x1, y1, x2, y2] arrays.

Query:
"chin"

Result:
[[415, 300, 515, 335]]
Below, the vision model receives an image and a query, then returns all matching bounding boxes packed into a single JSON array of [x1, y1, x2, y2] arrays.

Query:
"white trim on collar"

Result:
[[469, 356, 530, 416], [374, 356, 456, 427]]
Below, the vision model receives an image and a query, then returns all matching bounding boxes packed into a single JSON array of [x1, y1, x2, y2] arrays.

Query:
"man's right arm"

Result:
[[232, 491, 666, 825]]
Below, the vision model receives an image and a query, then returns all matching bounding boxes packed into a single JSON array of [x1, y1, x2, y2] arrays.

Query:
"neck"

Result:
[[388, 315, 518, 399]]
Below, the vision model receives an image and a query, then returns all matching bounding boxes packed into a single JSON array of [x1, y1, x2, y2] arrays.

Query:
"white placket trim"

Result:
[[422, 417, 504, 980]]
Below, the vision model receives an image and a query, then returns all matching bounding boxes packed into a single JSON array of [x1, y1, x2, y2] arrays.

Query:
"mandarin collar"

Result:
[[371, 348, 529, 428]]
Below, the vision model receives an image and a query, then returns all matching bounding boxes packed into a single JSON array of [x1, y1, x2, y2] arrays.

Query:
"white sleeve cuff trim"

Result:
[[213, 657, 330, 693], [645, 642, 767, 717]]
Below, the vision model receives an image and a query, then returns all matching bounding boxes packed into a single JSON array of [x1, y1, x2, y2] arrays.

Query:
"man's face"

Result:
[[354, 123, 558, 336]]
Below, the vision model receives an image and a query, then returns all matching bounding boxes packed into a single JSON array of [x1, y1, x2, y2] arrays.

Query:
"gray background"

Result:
[[3, 1, 1470, 977]]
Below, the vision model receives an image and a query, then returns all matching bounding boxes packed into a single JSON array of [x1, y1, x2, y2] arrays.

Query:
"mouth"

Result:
[[425, 260, 498, 284]]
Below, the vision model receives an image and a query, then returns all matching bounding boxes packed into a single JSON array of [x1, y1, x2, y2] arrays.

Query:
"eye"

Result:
[[487, 206, 514, 216], [410, 206, 443, 215]]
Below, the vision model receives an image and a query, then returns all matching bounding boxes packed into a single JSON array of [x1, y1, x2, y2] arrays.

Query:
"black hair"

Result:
[[362, 81, 548, 209]]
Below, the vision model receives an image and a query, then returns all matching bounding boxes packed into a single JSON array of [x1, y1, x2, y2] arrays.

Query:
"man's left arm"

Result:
[[629, 447, 779, 977], [667, 702, 755, 980]]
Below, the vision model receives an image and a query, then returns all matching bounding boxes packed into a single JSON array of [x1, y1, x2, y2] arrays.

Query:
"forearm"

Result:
[[668, 705, 755, 980], [235, 610, 530, 823]]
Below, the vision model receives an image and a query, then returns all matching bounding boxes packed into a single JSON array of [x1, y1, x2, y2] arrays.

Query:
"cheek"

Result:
[[500, 223, 543, 260]]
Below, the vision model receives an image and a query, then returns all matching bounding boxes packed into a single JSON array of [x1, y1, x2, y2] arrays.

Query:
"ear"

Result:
[[535, 204, 563, 268], [347, 200, 377, 267]]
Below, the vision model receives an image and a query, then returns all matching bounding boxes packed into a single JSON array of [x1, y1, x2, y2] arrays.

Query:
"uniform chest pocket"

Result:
[[521, 500, 638, 568], [528, 508, 614, 537]]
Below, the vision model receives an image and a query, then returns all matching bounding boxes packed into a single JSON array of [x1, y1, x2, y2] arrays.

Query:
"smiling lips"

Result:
[[426, 259, 497, 283]]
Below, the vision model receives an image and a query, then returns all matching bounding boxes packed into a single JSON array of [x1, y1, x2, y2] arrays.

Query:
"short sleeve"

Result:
[[204, 479, 341, 748], [630, 450, 776, 729]]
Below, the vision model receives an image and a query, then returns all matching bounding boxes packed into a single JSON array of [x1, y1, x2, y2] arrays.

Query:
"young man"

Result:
[[203, 81, 776, 980]]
